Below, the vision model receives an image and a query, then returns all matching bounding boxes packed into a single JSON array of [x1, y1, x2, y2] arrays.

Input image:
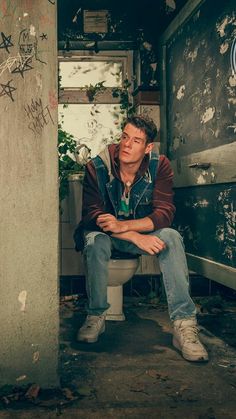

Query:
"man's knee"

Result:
[[84, 232, 111, 258], [157, 227, 183, 248]]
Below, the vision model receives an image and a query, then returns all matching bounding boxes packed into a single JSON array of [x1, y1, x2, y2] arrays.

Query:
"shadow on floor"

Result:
[[67, 309, 172, 355]]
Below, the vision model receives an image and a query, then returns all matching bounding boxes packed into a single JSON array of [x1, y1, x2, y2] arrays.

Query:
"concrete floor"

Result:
[[1, 296, 236, 418]]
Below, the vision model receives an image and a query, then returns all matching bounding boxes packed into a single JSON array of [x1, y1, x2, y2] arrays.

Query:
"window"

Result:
[[58, 51, 133, 157]]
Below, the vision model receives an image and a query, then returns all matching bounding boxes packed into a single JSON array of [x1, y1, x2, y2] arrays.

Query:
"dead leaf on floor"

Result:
[[62, 387, 77, 400], [25, 384, 40, 400], [0, 384, 81, 409]]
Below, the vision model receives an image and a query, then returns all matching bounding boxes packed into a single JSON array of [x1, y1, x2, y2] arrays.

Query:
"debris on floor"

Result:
[[0, 383, 82, 411], [0, 294, 236, 418]]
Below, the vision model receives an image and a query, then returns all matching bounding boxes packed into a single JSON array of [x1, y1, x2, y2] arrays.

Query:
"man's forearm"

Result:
[[96, 213, 155, 234], [121, 216, 154, 233], [111, 230, 166, 255], [111, 230, 138, 243]]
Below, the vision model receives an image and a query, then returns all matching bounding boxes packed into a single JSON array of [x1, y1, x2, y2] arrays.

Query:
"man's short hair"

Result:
[[123, 115, 158, 144]]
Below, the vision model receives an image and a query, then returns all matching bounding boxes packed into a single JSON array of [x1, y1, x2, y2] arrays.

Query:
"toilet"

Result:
[[106, 251, 140, 321]]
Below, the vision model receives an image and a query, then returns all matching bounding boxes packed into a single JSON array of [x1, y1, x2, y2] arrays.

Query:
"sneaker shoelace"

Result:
[[86, 316, 103, 329], [179, 324, 199, 343]]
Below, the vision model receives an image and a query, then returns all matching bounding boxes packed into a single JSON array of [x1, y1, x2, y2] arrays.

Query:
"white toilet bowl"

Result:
[[106, 253, 139, 321]]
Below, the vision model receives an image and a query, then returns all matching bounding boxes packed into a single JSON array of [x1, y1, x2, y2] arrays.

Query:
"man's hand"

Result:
[[130, 232, 166, 255], [96, 214, 128, 234], [97, 214, 166, 255]]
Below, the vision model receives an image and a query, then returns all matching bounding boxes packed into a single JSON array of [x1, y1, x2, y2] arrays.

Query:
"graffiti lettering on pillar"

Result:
[[0, 32, 14, 53], [18, 28, 46, 65], [24, 98, 54, 135], [0, 79, 16, 101]]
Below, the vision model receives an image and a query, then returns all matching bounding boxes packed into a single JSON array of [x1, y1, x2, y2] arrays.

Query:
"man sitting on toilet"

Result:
[[74, 115, 208, 362]]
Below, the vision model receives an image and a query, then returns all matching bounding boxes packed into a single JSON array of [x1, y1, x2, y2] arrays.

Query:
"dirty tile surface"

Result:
[[1, 296, 236, 418]]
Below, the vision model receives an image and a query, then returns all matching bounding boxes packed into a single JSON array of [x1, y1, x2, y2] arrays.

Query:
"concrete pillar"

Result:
[[0, 0, 59, 387]]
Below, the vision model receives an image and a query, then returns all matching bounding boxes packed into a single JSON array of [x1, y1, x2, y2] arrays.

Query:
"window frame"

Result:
[[58, 50, 133, 104]]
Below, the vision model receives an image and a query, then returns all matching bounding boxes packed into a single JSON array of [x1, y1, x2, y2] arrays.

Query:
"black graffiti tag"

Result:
[[18, 28, 46, 65], [0, 32, 14, 53], [40, 33, 48, 40], [11, 57, 33, 78], [24, 97, 54, 135], [0, 80, 16, 101]]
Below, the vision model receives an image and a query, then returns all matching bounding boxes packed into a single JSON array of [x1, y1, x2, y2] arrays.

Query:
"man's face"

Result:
[[119, 123, 153, 165]]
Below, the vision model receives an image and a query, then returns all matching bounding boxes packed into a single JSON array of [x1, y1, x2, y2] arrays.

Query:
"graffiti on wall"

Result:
[[0, 0, 57, 138], [0, 28, 47, 101], [24, 97, 54, 136], [0, 32, 14, 53], [0, 79, 16, 101]]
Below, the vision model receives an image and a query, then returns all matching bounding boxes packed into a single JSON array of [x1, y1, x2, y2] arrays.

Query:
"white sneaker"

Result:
[[77, 315, 105, 343], [173, 318, 209, 362]]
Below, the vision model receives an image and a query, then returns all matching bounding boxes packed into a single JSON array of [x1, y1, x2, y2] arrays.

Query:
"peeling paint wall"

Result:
[[173, 184, 236, 268], [166, 0, 236, 159], [0, 0, 59, 387], [163, 0, 236, 283]]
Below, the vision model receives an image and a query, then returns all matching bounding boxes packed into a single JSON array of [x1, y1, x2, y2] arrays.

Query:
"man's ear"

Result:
[[145, 142, 154, 154]]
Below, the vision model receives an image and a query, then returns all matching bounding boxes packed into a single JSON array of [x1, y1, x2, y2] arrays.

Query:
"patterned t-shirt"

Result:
[[118, 183, 133, 219]]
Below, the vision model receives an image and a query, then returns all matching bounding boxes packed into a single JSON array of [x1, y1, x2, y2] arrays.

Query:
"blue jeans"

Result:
[[83, 228, 196, 321]]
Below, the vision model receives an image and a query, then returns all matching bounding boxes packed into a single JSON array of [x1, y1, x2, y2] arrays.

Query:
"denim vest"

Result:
[[92, 151, 159, 220]]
